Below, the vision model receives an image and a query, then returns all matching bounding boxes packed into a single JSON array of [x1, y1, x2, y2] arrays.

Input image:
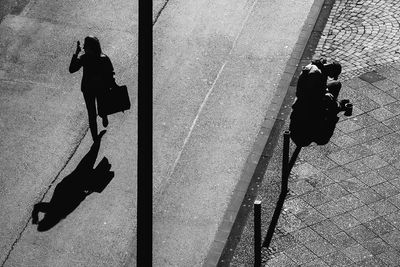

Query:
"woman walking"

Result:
[[69, 36, 115, 141]]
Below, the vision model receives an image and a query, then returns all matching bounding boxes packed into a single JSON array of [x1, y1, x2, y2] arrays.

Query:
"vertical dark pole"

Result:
[[282, 131, 290, 193], [138, 0, 152, 265], [254, 200, 261, 267]]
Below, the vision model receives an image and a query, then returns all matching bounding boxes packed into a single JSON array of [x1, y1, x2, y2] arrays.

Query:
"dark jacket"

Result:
[[69, 53, 115, 94], [294, 61, 328, 110]]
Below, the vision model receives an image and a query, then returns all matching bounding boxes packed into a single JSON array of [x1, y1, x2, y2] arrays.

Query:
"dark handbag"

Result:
[[106, 84, 131, 115]]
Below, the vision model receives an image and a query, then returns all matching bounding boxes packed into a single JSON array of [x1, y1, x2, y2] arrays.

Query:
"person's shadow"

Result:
[[32, 130, 114, 232]]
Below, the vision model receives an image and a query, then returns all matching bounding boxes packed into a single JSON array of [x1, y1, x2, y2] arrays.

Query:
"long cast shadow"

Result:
[[32, 130, 114, 232]]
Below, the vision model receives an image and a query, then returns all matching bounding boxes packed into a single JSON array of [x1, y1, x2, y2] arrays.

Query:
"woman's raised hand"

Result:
[[75, 41, 81, 55]]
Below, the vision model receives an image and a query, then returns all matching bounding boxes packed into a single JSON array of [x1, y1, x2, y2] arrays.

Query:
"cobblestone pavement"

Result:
[[314, 0, 400, 81], [231, 0, 400, 266], [264, 0, 400, 266]]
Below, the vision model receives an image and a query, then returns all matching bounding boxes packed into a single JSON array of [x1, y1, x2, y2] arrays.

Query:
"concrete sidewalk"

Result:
[[0, 0, 137, 266], [231, 0, 400, 266]]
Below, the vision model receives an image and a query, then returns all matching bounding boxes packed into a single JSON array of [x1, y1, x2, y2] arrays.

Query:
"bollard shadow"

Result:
[[32, 130, 115, 232]]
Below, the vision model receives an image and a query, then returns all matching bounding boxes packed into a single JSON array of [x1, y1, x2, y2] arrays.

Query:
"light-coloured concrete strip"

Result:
[[153, 0, 315, 265]]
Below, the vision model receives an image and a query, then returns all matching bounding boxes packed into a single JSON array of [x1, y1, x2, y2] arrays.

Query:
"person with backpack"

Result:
[[289, 58, 344, 146]]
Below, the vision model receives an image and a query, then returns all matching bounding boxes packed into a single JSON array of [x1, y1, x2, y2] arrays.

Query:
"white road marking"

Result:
[[163, 0, 260, 191]]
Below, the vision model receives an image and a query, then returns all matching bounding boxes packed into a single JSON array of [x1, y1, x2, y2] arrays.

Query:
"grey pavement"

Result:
[[0, 0, 137, 266], [231, 0, 400, 266], [153, 0, 316, 266]]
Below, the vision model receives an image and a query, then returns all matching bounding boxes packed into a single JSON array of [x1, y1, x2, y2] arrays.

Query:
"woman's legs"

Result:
[[96, 89, 108, 127], [83, 92, 98, 141]]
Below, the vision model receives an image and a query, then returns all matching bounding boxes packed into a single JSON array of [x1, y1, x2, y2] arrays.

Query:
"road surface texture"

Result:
[[0, 0, 137, 266], [153, 0, 316, 266], [231, 0, 400, 266]]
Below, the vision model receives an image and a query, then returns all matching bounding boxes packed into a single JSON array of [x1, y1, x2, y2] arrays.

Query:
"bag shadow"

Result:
[[32, 130, 114, 232]]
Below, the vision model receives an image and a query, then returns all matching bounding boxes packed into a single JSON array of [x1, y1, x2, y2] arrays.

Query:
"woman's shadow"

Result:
[[32, 130, 114, 232]]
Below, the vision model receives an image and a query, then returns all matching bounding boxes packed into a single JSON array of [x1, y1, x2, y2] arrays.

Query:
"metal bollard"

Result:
[[254, 200, 262, 267]]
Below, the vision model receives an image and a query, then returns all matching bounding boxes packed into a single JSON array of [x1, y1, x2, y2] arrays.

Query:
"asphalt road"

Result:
[[0, 0, 137, 266], [153, 0, 314, 265]]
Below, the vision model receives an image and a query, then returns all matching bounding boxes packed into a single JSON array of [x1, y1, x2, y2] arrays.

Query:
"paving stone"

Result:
[[384, 100, 400, 115], [358, 123, 393, 142], [271, 233, 298, 254], [310, 219, 342, 238], [376, 249, 400, 267], [324, 166, 354, 182], [372, 79, 399, 92], [327, 149, 356, 165], [383, 115, 400, 131], [384, 211, 400, 230], [350, 113, 379, 128], [376, 165, 400, 182], [361, 237, 391, 256], [320, 183, 350, 201], [352, 97, 380, 113], [304, 172, 335, 189], [350, 205, 380, 224], [307, 155, 338, 171], [330, 133, 358, 148], [387, 193, 400, 209], [368, 107, 396, 121], [283, 197, 311, 215], [302, 236, 337, 257], [359, 71, 386, 83], [353, 188, 384, 205], [342, 244, 374, 263], [331, 212, 361, 230], [345, 144, 375, 161], [363, 216, 396, 236], [314, 200, 347, 218], [288, 180, 314, 197], [291, 227, 322, 244], [300, 258, 329, 267], [356, 171, 386, 186], [368, 199, 398, 217], [338, 177, 368, 193], [362, 155, 389, 169], [295, 206, 326, 226], [371, 181, 400, 198], [266, 251, 298, 267], [336, 119, 363, 133], [300, 189, 333, 208], [345, 77, 371, 90], [283, 243, 318, 265], [351, 256, 388, 267], [324, 230, 358, 250], [381, 229, 400, 251], [386, 87, 400, 100], [346, 224, 378, 242], [334, 194, 363, 213], [321, 251, 354, 266], [377, 149, 400, 166], [291, 162, 320, 179], [363, 138, 388, 154], [277, 212, 306, 234], [364, 89, 396, 106], [344, 160, 373, 177]]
